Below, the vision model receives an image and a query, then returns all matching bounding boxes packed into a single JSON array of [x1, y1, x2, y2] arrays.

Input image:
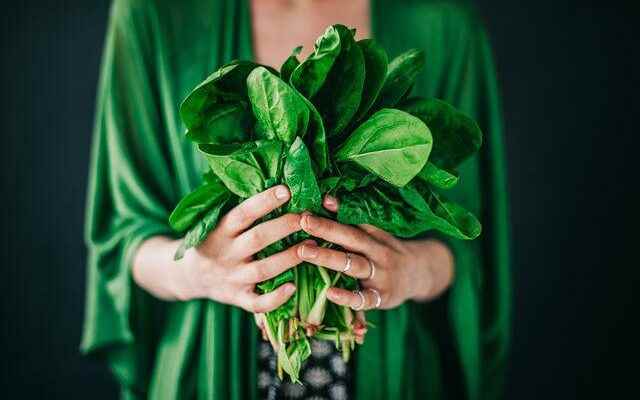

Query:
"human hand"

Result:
[[176, 185, 311, 313], [296, 195, 455, 310]]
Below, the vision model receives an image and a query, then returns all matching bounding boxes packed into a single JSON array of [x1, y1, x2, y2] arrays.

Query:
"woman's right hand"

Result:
[[177, 185, 309, 312]]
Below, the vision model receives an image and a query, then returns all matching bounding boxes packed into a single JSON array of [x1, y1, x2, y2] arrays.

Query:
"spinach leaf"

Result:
[[185, 101, 252, 144], [247, 66, 310, 144], [372, 49, 425, 110], [180, 60, 261, 129], [400, 97, 482, 169], [298, 93, 329, 175], [290, 26, 342, 98], [311, 25, 365, 138], [335, 109, 432, 186], [337, 182, 431, 238], [283, 137, 322, 213], [280, 46, 302, 84], [352, 39, 388, 123], [416, 161, 459, 189], [174, 192, 234, 260], [168, 177, 228, 232], [406, 180, 481, 239], [199, 140, 283, 198]]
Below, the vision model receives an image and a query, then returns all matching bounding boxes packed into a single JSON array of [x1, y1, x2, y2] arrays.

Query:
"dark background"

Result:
[[2, 1, 638, 398]]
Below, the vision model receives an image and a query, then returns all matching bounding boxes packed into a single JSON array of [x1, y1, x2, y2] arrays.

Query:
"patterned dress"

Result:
[[258, 339, 353, 400]]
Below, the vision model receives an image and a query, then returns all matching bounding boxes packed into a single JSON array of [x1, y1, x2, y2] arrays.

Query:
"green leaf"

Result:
[[400, 97, 482, 169], [416, 161, 459, 189], [291, 26, 342, 98], [180, 60, 261, 129], [280, 46, 302, 83], [185, 101, 252, 144], [199, 140, 283, 198], [168, 178, 228, 232], [406, 180, 481, 239], [335, 109, 432, 186], [174, 192, 234, 260], [337, 181, 480, 240], [283, 137, 322, 213], [247, 66, 310, 144], [311, 25, 365, 138], [352, 39, 388, 123], [373, 49, 425, 109], [298, 93, 329, 175], [337, 182, 430, 238]]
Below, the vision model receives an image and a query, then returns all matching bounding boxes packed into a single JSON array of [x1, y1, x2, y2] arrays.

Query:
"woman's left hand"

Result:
[[297, 195, 455, 311]]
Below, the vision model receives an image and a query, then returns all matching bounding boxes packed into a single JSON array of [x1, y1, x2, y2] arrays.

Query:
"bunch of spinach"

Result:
[[169, 24, 482, 382]]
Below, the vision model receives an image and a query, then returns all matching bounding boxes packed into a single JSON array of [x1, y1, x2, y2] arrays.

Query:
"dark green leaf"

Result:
[[373, 49, 425, 109], [180, 60, 260, 129], [312, 25, 365, 138], [335, 108, 432, 186], [185, 101, 252, 144], [168, 178, 228, 232], [352, 39, 388, 123], [199, 140, 283, 198], [337, 182, 431, 238], [400, 97, 482, 169], [416, 161, 459, 189], [283, 137, 322, 213], [406, 180, 481, 239], [247, 67, 310, 144], [290, 26, 342, 98], [174, 192, 234, 260], [280, 46, 302, 83], [298, 93, 329, 175]]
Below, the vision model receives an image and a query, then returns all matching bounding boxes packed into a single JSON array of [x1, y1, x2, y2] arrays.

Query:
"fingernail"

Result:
[[324, 195, 337, 210], [326, 288, 339, 300], [300, 243, 318, 259], [285, 284, 296, 295], [275, 186, 290, 200]]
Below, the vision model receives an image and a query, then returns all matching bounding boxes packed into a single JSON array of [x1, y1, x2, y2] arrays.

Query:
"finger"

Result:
[[358, 224, 400, 246], [220, 185, 291, 236], [323, 195, 339, 213], [299, 213, 381, 256], [237, 240, 313, 283], [297, 242, 372, 280], [241, 283, 296, 313], [326, 287, 379, 311], [326, 287, 366, 310], [234, 213, 302, 258]]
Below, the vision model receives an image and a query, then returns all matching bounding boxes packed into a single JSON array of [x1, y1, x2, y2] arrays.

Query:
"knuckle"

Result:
[[246, 229, 265, 249]]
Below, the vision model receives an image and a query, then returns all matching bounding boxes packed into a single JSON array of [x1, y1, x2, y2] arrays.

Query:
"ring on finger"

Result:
[[342, 253, 353, 273], [367, 288, 382, 309], [365, 259, 376, 280], [353, 290, 365, 311]]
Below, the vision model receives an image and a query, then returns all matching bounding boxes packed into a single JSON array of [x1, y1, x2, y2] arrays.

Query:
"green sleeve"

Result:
[[81, 1, 176, 394]]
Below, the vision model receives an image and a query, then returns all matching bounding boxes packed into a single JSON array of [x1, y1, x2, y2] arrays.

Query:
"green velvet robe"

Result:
[[81, 0, 510, 398]]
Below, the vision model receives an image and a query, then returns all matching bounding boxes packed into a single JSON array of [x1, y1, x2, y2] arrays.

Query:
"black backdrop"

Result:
[[1, 1, 638, 399]]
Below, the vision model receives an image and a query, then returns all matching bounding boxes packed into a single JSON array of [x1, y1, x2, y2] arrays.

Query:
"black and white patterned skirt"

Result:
[[258, 339, 353, 400]]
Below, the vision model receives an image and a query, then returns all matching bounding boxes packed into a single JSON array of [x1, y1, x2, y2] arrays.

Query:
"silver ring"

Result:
[[368, 288, 382, 309], [353, 290, 365, 311], [365, 259, 376, 280], [342, 253, 353, 273]]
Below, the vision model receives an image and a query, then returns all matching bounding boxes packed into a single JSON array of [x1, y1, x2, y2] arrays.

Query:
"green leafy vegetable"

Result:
[[400, 97, 482, 169], [168, 24, 484, 383], [280, 46, 302, 83], [352, 39, 388, 123], [247, 66, 310, 144], [335, 109, 432, 186]]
